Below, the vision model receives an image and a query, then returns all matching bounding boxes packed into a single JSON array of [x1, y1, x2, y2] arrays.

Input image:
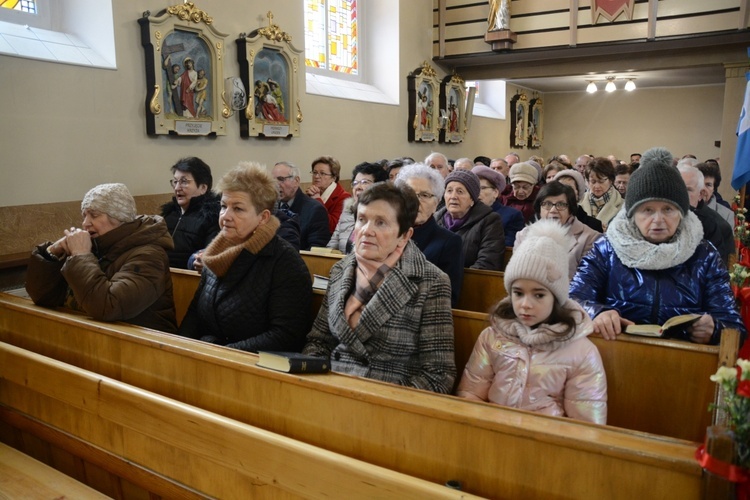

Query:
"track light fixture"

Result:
[[605, 77, 616, 92], [625, 79, 636, 91], [586, 81, 597, 93], [585, 76, 637, 93]]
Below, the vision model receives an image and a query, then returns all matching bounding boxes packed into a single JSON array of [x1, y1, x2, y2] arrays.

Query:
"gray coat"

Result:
[[303, 240, 456, 393], [435, 203, 505, 271]]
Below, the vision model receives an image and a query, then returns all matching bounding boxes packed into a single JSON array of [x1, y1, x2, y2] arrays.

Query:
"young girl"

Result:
[[456, 219, 607, 424]]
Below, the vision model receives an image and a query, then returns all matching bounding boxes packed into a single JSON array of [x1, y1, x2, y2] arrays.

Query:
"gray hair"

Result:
[[677, 163, 705, 190], [395, 162, 445, 199], [274, 161, 299, 178], [453, 157, 474, 170], [425, 151, 448, 166]]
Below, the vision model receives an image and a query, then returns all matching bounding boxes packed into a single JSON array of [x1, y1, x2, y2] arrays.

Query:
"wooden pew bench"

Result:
[[0, 343, 472, 499], [169, 270, 731, 443], [0, 441, 109, 499], [0, 293, 708, 498]]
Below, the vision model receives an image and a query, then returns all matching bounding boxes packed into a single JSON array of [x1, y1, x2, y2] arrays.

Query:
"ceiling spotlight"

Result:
[[605, 78, 616, 92], [625, 79, 636, 91], [586, 81, 597, 93]]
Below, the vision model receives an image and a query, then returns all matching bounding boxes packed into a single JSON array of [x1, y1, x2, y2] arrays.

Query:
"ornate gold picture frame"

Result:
[[139, 2, 229, 136], [237, 12, 303, 138], [510, 93, 528, 149], [528, 96, 543, 149], [407, 62, 441, 142], [439, 73, 467, 144]]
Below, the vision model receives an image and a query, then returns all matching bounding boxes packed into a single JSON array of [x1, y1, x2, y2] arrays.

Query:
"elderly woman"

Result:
[[516, 181, 601, 279], [501, 162, 540, 223], [553, 169, 603, 233], [26, 183, 177, 332], [543, 161, 565, 183], [161, 156, 220, 269], [472, 165, 525, 247], [395, 163, 464, 306], [179, 162, 312, 352], [581, 157, 624, 230], [570, 148, 746, 345], [306, 155, 351, 233], [327, 161, 388, 253], [436, 170, 505, 271], [303, 183, 456, 393]]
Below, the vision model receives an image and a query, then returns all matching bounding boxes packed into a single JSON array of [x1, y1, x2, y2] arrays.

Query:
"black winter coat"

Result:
[[178, 235, 313, 352], [161, 193, 220, 269]]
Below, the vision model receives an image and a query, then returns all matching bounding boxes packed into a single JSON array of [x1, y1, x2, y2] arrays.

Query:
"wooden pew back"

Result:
[[0, 342, 472, 499], [0, 294, 704, 499], [167, 270, 728, 442]]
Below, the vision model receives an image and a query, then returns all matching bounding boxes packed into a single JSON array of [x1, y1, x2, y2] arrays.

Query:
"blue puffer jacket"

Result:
[[570, 237, 746, 345]]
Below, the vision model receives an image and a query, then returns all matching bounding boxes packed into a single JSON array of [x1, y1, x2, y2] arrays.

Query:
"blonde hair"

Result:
[[215, 161, 277, 213], [311, 155, 342, 182]]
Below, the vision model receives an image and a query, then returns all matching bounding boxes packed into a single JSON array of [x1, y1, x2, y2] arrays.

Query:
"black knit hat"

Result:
[[625, 147, 690, 217], [445, 169, 481, 203]]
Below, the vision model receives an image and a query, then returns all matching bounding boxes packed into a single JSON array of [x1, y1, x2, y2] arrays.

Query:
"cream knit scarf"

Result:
[[202, 216, 280, 277]]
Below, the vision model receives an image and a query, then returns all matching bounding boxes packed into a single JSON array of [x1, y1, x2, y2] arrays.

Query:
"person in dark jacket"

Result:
[[26, 183, 177, 333], [395, 163, 464, 306], [570, 147, 746, 346], [272, 161, 330, 250], [472, 165, 525, 247], [178, 162, 312, 352], [161, 157, 220, 269], [435, 169, 505, 271], [501, 162, 540, 223]]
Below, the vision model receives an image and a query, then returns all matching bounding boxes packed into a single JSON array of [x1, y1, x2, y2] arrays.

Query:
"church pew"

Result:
[[167, 272, 728, 442], [0, 441, 109, 499], [299, 249, 343, 279], [0, 294, 707, 498], [0, 343, 475, 499]]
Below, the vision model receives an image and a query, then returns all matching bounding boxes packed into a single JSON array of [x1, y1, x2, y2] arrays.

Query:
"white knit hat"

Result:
[[81, 183, 136, 223], [504, 219, 573, 304]]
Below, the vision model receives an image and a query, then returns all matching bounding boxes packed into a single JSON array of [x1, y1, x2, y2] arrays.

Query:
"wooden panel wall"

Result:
[[433, 0, 745, 58]]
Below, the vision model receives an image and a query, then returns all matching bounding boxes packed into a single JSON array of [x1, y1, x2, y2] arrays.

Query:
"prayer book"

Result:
[[624, 313, 701, 337], [257, 351, 330, 374], [312, 274, 329, 290]]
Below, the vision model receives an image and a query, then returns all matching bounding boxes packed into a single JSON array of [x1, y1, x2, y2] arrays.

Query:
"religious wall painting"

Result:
[[528, 96, 543, 149], [237, 12, 302, 138], [510, 93, 528, 149], [439, 73, 467, 144], [139, 2, 228, 136], [407, 62, 441, 142]]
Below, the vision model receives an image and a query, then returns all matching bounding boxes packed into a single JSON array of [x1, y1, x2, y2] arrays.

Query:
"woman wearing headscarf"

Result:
[[304, 182, 455, 394], [179, 162, 312, 352], [435, 169, 505, 270], [570, 147, 746, 345], [26, 183, 177, 333]]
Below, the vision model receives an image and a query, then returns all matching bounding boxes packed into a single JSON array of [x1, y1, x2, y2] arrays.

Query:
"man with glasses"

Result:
[[272, 161, 330, 250]]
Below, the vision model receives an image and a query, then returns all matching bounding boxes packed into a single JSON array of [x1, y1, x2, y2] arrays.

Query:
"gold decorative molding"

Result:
[[167, 2, 213, 25], [216, 42, 222, 60], [419, 61, 437, 78], [450, 73, 464, 86], [258, 11, 292, 43], [221, 91, 231, 118], [150, 85, 162, 114], [293, 57, 298, 73], [154, 31, 162, 51], [296, 99, 303, 123], [249, 49, 255, 67]]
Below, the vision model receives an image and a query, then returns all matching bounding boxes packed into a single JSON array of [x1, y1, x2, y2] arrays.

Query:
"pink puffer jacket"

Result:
[[457, 299, 607, 424]]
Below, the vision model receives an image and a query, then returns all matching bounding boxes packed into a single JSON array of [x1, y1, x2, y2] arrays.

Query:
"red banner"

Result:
[[591, 0, 635, 23]]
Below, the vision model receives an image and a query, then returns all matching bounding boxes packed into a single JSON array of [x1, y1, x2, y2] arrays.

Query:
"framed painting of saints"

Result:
[[439, 73, 466, 144], [237, 12, 302, 138], [138, 2, 229, 136], [407, 62, 441, 142], [528, 96, 543, 149], [509, 93, 528, 149]]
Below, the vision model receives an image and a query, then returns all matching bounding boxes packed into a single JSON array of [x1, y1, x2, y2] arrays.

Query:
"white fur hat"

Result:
[[504, 219, 573, 304], [81, 183, 136, 223]]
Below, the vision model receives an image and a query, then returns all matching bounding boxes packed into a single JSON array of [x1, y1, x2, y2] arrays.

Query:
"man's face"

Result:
[[490, 159, 509, 177], [504, 155, 518, 168], [574, 157, 588, 174], [271, 164, 300, 202], [680, 171, 704, 208], [703, 176, 716, 202], [429, 157, 450, 178]]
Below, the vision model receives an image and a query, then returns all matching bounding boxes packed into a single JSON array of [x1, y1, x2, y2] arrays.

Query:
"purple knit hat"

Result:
[[445, 169, 481, 202]]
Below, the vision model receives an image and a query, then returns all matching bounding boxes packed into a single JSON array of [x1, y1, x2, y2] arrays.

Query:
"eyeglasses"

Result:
[[351, 179, 373, 188], [311, 170, 334, 177], [170, 178, 193, 188], [416, 192, 435, 201], [275, 175, 294, 183], [540, 201, 569, 211]]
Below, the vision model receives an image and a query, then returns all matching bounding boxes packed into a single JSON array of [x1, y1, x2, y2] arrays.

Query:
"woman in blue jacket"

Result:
[[570, 147, 745, 345]]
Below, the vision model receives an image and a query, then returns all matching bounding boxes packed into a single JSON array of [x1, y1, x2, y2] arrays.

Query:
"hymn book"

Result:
[[624, 313, 701, 337], [257, 351, 330, 374]]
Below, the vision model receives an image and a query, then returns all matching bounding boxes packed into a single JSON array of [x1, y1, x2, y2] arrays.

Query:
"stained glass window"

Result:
[[304, 0, 358, 75], [0, 0, 36, 13]]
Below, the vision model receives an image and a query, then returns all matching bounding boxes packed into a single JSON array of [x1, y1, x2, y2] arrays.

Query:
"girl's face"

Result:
[[511, 279, 555, 328]]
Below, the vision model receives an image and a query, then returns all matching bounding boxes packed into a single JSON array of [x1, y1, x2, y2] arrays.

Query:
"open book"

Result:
[[257, 351, 330, 374], [624, 313, 701, 338]]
